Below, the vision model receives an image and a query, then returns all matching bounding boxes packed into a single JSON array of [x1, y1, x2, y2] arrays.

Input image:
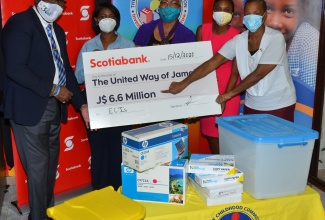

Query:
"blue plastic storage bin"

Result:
[[216, 114, 319, 199]]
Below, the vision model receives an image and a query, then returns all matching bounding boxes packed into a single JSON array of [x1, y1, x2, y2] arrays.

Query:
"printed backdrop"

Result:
[[112, 0, 203, 40], [1, 0, 322, 209]]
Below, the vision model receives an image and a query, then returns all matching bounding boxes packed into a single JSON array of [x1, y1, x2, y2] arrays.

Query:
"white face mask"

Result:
[[213, 11, 232, 26], [98, 18, 117, 33], [37, 1, 63, 23]]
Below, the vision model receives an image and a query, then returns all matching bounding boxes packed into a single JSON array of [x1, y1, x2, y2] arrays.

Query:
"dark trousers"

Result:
[[87, 125, 132, 190], [244, 104, 295, 122], [10, 98, 60, 220]]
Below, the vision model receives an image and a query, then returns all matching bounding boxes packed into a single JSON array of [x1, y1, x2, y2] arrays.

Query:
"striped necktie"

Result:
[[46, 24, 66, 86]]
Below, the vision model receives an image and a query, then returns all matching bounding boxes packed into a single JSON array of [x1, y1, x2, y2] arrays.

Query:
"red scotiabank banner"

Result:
[[1, 0, 95, 207]]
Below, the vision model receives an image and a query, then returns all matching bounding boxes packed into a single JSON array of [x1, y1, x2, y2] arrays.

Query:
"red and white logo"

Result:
[[64, 136, 74, 152]]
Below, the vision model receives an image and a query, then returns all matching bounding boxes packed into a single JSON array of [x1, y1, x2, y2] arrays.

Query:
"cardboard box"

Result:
[[193, 169, 244, 187], [122, 121, 188, 172], [189, 178, 242, 206], [217, 114, 319, 199], [188, 154, 235, 175], [122, 159, 188, 205]]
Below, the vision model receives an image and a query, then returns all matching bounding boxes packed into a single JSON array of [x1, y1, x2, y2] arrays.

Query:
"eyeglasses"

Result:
[[45, 0, 67, 6], [159, 1, 181, 8]]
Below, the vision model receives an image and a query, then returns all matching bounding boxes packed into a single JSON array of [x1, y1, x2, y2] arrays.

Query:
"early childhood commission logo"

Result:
[[130, 0, 189, 28], [212, 205, 259, 220]]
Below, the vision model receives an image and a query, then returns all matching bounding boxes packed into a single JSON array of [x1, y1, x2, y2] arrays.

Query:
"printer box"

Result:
[[193, 169, 244, 187], [122, 121, 188, 172], [122, 159, 188, 205], [188, 154, 235, 175]]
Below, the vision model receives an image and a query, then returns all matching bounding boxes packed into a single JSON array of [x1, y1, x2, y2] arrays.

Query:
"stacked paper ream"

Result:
[[189, 178, 242, 206], [187, 154, 236, 175], [188, 154, 244, 206], [194, 169, 244, 187]]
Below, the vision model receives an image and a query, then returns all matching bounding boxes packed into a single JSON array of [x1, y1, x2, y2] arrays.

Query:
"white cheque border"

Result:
[[82, 41, 221, 129]]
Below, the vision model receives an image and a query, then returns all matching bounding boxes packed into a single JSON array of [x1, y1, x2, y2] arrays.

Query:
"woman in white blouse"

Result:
[[162, 0, 296, 121]]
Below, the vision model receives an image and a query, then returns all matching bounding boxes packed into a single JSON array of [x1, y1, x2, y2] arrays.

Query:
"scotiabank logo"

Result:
[[64, 136, 74, 152], [80, 6, 90, 21], [90, 54, 149, 68]]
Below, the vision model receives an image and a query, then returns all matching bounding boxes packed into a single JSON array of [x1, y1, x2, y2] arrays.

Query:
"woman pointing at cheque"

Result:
[[162, 0, 296, 122]]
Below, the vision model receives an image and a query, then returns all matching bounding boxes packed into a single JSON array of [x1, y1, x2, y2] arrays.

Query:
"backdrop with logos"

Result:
[[1, 0, 321, 211]]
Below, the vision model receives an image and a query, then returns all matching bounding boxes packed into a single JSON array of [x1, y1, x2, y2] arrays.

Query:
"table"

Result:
[[139, 185, 325, 220]]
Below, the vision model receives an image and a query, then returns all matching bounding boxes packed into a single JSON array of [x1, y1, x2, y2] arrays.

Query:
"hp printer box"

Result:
[[122, 159, 188, 205], [122, 121, 188, 172]]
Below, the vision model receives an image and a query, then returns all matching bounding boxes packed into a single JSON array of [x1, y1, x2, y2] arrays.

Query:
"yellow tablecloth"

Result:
[[140, 185, 325, 220]]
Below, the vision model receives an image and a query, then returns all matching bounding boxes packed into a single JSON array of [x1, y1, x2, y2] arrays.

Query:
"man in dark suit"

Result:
[[1, 0, 90, 219]]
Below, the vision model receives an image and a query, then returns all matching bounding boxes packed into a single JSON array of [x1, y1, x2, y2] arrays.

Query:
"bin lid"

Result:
[[216, 114, 319, 143], [47, 186, 146, 220]]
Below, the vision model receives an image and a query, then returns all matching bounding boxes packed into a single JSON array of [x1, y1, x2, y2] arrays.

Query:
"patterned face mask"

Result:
[[213, 11, 232, 26], [37, 1, 63, 23], [159, 7, 181, 23]]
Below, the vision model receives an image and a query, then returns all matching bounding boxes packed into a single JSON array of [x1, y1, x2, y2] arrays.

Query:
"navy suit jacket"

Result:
[[1, 7, 86, 126]]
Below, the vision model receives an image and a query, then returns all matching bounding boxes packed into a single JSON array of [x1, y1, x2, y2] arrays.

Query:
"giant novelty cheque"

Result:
[[82, 41, 221, 129]]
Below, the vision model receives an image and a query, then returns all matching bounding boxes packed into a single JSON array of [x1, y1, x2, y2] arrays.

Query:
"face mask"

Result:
[[98, 18, 116, 33], [37, 1, 63, 23], [159, 7, 181, 23], [213, 11, 232, 26], [243, 14, 264, 32]]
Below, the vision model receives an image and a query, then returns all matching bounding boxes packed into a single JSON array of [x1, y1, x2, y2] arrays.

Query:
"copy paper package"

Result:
[[193, 169, 244, 187], [188, 154, 235, 175], [189, 177, 242, 206]]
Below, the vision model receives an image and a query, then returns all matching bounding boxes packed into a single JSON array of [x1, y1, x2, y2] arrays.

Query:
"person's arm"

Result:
[[216, 63, 276, 104], [2, 15, 53, 98], [80, 104, 90, 129], [162, 34, 238, 94], [225, 57, 239, 93], [196, 25, 202, 41], [161, 53, 229, 94], [217, 30, 286, 103], [218, 58, 239, 111], [75, 46, 86, 84]]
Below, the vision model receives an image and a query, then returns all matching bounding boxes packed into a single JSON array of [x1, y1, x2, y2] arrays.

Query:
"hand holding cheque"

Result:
[[162, 50, 228, 96], [82, 42, 221, 129]]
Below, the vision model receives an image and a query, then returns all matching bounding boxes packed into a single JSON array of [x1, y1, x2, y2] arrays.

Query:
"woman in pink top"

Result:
[[196, 0, 240, 154]]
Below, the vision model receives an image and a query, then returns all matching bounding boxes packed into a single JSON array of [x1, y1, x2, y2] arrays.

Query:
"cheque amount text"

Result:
[[97, 92, 157, 104]]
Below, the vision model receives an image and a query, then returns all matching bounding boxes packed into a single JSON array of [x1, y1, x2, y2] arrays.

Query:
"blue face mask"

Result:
[[243, 14, 264, 32], [159, 7, 181, 23]]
